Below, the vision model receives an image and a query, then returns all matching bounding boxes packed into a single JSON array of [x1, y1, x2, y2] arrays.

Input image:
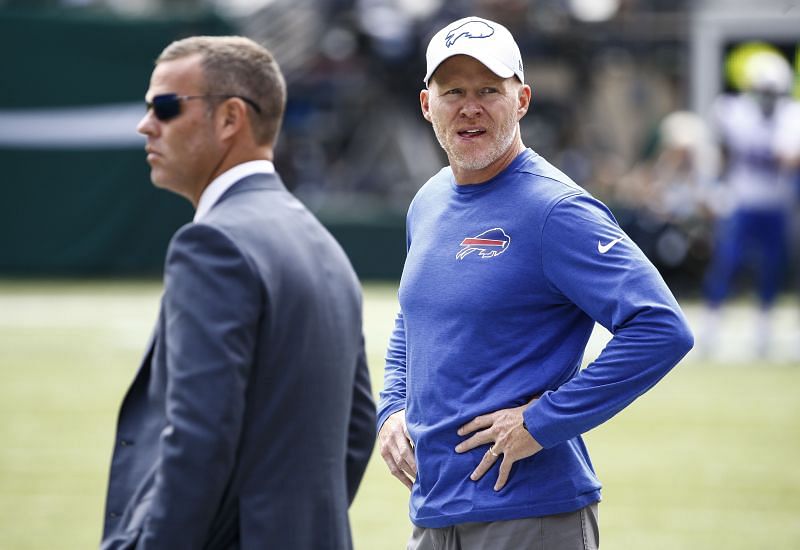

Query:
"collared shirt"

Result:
[[194, 160, 275, 222]]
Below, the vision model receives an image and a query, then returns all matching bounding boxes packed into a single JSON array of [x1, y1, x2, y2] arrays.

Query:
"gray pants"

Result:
[[407, 503, 599, 550]]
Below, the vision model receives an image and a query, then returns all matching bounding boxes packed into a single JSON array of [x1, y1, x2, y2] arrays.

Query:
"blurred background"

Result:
[[1, 0, 799, 548], [1, 0, 798, 286]]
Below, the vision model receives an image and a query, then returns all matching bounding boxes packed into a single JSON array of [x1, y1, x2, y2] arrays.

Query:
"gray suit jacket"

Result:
[[101, 173, 376, 550]]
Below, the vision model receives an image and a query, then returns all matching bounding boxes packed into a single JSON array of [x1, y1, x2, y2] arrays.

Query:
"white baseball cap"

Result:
[[423, 16, 524, 86]]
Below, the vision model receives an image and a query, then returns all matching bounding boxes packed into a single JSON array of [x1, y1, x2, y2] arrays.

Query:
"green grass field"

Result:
[[1, 280, 798, 549]]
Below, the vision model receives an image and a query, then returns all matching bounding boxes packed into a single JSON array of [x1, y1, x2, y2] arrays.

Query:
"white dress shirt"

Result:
[[194, 160, 275, 222]]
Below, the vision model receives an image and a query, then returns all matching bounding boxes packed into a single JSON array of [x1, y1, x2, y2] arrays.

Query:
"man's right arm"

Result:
[[377, 311, 416, 490]]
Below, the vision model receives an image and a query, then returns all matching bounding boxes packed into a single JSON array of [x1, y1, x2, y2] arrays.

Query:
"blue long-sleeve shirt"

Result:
[[378, 148, 693, 528]]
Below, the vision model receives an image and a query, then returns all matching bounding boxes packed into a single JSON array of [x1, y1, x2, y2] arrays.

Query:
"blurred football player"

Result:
[[701, 50, 800, 358]]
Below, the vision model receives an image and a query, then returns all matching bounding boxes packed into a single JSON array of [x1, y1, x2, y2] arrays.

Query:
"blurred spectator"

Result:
[[699, 50, 800, 358], [613, 110, 717, 288]]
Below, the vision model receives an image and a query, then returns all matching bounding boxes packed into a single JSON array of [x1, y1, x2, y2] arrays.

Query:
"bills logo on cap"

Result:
[[456, 228, 511, 260], [445, 20, 495, 48]]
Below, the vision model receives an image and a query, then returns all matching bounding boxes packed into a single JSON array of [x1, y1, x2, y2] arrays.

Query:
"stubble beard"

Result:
[[432, 110, 519, 172]]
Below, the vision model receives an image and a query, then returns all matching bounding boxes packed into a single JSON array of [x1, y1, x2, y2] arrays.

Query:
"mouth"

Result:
[[457, 128, 486, 139], [145, 147, 161, 162]]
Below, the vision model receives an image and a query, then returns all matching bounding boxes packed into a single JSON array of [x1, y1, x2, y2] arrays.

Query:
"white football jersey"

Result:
[[713, 93, 800, 210]]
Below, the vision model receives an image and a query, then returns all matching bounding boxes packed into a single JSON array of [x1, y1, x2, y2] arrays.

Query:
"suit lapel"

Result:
[[119, 298, 162, 411]]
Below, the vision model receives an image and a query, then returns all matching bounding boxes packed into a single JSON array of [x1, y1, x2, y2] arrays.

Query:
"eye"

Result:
[[444, 88, 463, 96], [480, 87, 498, 95]]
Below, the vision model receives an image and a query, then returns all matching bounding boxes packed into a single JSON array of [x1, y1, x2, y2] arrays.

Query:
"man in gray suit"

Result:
[[101, 36, 376, 550]]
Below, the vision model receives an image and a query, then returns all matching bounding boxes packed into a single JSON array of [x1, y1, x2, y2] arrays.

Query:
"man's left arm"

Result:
[[527, 195, 694, 446], [139, 223, 261, 549]]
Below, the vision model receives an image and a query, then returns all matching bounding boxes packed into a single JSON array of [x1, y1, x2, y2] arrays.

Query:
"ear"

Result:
[[420, 89, 432, 123], [217, 98, 248, 141], [517, 84, 532, 120]]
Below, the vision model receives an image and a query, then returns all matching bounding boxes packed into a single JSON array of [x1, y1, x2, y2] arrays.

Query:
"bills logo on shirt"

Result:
[[456, 228, 511, 260]]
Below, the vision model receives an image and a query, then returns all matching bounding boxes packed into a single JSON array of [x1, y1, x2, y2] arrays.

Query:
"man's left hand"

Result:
[[455, 401, 543, 491]]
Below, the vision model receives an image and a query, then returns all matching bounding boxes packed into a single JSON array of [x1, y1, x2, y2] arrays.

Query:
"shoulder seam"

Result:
[[174, 222, 263, 295], [539, 191, 583, 295]]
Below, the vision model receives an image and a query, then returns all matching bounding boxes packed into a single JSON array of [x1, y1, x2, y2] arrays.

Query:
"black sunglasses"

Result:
[[146, 93, 262, 122]]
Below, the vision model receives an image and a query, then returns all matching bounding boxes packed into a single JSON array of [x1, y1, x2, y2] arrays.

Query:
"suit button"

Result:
[[109, 512, 120, 519], [119, 439, 133, 447]]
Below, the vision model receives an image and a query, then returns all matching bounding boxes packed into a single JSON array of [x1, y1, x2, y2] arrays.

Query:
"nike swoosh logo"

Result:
[[598, 236, 624, 254]]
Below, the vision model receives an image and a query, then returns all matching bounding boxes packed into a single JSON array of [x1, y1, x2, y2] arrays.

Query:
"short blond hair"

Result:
[[157, 35, 286, 146]]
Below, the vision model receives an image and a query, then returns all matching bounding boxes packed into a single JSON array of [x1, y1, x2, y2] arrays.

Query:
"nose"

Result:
[[137, 109, 157, 137], [459, 99, 483, 119]]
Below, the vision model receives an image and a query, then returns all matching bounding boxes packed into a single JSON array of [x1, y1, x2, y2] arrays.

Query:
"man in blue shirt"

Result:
[[377, 16, 694, 549]]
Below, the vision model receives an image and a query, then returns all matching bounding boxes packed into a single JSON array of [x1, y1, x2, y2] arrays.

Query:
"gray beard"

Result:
[[432, 115, 518, 172]]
